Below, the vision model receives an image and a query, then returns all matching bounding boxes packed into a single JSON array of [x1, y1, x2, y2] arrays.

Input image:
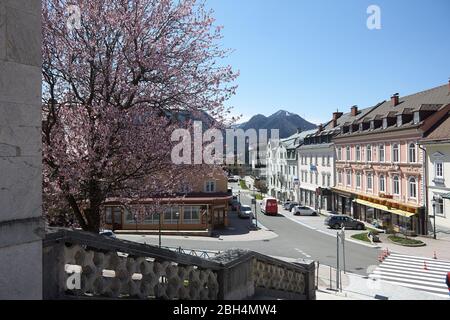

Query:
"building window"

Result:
[[393, 144, 400, 163], [322, 173, 326, 186], [379, 145, 385, 163], [346, 146, 351, 161], [379, 175, 385, 193], [413, 112, 420, 124], [327, 174, 331, 187], [338, 171, 342, 184], [164, 206, 180, 224], [337, 147, 342, 161], [366, 145, 372, 162], [315, 172, 318, 184], [383, 118, 388, 129], [393, 176, 400, 195], [105, 207, 113, 224], [397, 115, 402, 127], [356, 146, 361, 162], [183, 206, 201, 224], [408, 177, 417, 199], [435, 162, 444, 178], [367, 174, 373, 191], [434, 196, 444, 216], [408, 143, 416, 163], [144, 208, 160, 224], [346, 171, 352, 187], [356, 172, 361, 189], [327, 155, 330, 166], [205, 181, 216, 193]]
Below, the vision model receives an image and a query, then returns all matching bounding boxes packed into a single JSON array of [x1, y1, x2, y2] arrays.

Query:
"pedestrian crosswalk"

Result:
[[369, 253, 450, 298]]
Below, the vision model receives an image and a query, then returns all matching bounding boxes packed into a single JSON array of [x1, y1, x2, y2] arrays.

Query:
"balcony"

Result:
[[432, 177, 445, 187], [43, 228, 315, 300]]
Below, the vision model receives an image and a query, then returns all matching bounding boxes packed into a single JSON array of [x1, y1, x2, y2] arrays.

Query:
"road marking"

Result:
[[369, 253, 450, 298], [294, 248, 312, 258]]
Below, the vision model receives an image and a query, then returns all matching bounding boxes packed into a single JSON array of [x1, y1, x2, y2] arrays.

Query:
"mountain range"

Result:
[[237, 110, 317, 138]]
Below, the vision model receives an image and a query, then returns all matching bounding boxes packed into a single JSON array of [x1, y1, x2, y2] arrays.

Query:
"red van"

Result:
[[261, 197, 278, 216]]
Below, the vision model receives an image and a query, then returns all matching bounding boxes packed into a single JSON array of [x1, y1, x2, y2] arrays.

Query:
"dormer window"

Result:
[[383, 118, 388, 129], [370, 121, 375, 129], [413, 112, 420, 124], [359, 123, 363, 131], [397, 115, 402, 127]]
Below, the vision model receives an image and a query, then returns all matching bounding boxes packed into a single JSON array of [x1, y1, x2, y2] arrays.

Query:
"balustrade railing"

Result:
[[43, 228, 315, 300]]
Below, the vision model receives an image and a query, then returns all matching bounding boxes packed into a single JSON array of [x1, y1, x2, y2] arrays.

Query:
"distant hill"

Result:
[[238, 110, 317, 138]]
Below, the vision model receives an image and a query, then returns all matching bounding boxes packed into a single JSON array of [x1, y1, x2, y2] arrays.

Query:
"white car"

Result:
[[99, 230, 117, 238], [238, 205, 253, 219], [291, 206, 318, 216]]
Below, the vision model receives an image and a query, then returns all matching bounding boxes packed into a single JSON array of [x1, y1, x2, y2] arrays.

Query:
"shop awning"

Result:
[[354, 199, 416, 218]]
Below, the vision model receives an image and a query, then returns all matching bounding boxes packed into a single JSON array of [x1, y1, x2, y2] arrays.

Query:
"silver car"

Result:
[[238, 205, 253, 219], [291, 206, 317, 216]]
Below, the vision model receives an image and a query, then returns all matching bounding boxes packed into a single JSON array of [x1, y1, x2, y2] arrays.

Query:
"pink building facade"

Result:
[[331, 82, 450, 235]]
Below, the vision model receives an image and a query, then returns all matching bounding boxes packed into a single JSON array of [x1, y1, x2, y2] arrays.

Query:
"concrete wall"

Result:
[[0, 0, 43, 299]]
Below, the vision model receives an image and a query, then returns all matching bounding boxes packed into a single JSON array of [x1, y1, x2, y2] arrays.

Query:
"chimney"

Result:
[[318, 124, 323, 132], [331, 119, 337, 128], [333, 111, 343, 121], [351, 105, 358, 116], [391, 93, 400, 106]]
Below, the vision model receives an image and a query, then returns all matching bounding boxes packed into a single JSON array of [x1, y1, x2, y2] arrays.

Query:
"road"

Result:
[[120, 183, 380, 276]]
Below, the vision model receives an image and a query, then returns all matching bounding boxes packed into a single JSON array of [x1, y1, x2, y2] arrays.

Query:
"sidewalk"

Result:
[[316, 262, 448, 300]]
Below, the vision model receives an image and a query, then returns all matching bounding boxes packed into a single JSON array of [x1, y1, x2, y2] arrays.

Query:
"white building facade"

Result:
[[297, 130, 335, 211], [421, 108, 450, 230], [267, 130, 315, 202]]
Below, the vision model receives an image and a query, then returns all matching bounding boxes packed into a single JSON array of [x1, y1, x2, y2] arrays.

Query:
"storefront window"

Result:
[[105, 207, 112, 224], [164, 206, 180, 224], [184, 206, 202, 224]]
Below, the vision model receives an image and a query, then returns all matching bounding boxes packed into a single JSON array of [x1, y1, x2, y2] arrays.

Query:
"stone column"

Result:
[[0, 0, 43, 299]]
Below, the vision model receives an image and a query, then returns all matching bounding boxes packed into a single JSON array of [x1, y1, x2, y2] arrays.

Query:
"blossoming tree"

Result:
[[42, 0, 238, 232]]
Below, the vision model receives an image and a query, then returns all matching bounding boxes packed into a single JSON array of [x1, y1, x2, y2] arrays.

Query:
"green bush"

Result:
[[351, 232, 371, 243]]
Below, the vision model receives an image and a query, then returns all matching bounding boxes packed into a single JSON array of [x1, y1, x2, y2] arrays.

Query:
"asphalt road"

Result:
[[120, 183, 380, 276]]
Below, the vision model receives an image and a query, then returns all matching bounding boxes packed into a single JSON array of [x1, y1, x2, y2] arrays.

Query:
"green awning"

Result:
[[442, 193, 450, 200]]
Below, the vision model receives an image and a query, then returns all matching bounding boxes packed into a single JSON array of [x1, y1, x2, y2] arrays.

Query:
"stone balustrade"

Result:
[[43, 228, 315, 300]]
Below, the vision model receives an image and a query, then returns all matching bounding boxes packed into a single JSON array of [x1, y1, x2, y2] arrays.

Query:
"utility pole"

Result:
[[336, 232, 340, 291]]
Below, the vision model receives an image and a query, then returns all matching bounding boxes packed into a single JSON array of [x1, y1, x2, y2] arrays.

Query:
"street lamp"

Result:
[[158, 211, 162, 248], [432, 197, 437, 240], [175, 212, 180, 232]]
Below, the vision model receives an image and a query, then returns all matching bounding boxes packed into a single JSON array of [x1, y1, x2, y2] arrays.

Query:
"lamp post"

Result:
[[158, 211, 162, 248], [252, 187, 258, 228], [432, 197, 437, 240]]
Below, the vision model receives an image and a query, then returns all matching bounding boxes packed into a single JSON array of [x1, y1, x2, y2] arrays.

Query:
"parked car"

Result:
[[283, 201, 299, 211], [291, 206, 317, 216], [228, 177, 239, 183], [324, 215, 365, 230], [231, 200, 240, 211], [238, 205, 253, 219], [261, 197, 278, 216], [99, 230, 117, 238]]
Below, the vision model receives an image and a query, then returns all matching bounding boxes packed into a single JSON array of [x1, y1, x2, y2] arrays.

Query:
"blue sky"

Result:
[[207, 0, 450, 124]]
